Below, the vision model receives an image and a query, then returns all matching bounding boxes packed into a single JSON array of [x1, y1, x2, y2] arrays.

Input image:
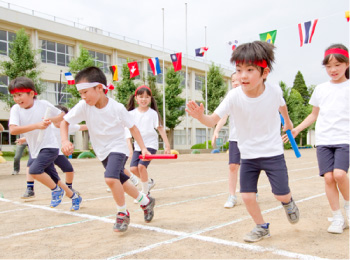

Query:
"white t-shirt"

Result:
[[64, 98, 135, 161], [52, 123, 80, 155], [228, 115, 238, 141], [124, 127, 132, 139], [129, 108, 159, 151], [215, 83, 285, 159], [9, 99, 62, 158], [309, 80, 350, 145]]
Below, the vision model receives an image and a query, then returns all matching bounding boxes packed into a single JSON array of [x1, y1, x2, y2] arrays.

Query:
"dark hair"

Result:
[[75, 66, 107, 86], [230, 41, 275, 73], [323, 43, 349, 79], [126, 86, 163, 126], [8, 77, 37, 99], [55, 105, 68, 114]]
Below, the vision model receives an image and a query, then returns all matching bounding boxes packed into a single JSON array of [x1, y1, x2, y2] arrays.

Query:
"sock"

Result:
[[51, 185, 61, 191], [136, 192, 150, 206], [141, 181, 149, 194], [27, 181, 34, 190], [117, 204, 127, 215], [70, 192, 78, 199], [332, 209, 343, 219], [258, 223, 269, 229], [344, 200, 349, 209], [282, 197, 293, 205], [66, 182, 73, 189]]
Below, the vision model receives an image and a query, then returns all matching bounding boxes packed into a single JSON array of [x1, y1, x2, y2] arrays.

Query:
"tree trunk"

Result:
[[168, 128, 174, 149], [299, 133, 303, 146]]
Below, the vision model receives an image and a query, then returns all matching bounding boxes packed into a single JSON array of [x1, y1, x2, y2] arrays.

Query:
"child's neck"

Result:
[[330, 76, 348, 84], [137, 106, 149, 113], [95, 95, 109, 109], [243, 82, 265, 98]]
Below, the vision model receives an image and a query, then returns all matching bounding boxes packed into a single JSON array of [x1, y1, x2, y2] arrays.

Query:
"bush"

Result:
[[284, 142, 292, 150], [0, 151, 15, 157], [223, 141, 229, 150], [71, 151, 82, 159], [191, 140, 213, 149]]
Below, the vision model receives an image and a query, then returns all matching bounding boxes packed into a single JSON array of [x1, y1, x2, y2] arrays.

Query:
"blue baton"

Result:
[[280, 114, 301, 158]]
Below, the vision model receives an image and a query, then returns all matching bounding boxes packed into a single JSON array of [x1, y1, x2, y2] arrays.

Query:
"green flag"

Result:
[[259, 30, 277, 44]]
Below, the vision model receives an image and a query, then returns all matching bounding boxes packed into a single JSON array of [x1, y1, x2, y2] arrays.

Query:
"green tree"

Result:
[[165, 67, 185, 146], [0, 28, 44, 109], [279, 81, 290, 101], [147, 74, 163, 117], [114, 63, 137, 106], [66, 45, 95, 107], [292, 71, 310, 105], [203, 64, 227, 113]]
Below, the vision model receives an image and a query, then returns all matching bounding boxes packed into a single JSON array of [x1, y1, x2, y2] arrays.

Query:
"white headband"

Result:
[[76, 82, 106, 91]]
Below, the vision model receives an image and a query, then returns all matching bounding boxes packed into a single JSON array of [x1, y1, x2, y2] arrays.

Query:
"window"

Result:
[[0, 30, 16, 56], [40, 40, 73, 67], [147, 62, 163, 84], [0, 75, 9, 95], [195, 74, 205, 90], [0, 120, 16, 146], [39, 82, 72, 105], [174, 129, 191, 145], [179, 71, 189, 88], [196, 128, 206, 144], [88, 50, 110, 73]]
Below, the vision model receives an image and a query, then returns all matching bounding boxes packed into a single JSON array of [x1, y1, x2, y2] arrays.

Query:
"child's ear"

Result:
[[262, 67, 270, 79]]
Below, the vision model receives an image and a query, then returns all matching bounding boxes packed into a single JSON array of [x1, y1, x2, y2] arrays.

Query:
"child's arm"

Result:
[[79, 125, 88, 131], [60, 120, 74, 156], [129, 125, 151, 158], [9, 119, 51, 135], [157, 125, 171, 154], [15, 137, 26, 145], [48, 112, 65, 125], [279, 105, 293, 131], [0, 124, 4, 132], [186, 101, 221, 127], [126, 137, 133, 158], [211, 115, 228, 147]]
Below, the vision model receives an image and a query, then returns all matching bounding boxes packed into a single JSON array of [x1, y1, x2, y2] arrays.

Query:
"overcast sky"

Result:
[[4, 0, 350, 88]]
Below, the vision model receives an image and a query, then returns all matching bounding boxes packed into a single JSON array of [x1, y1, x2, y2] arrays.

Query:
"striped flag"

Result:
[[64, 72, 75, 85], [298, 19, 318, 47], [109, 65, 118, 81], [148, 57, 161, 75], [346, 11, 349, 22], [195, 47, 209, 57]]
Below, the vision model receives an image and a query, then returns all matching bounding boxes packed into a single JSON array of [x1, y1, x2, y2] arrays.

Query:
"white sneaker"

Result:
[[130, 175, 139, 186], [148, 178, 156, 191], [224, 194, 237, 208], [344, 204, 350, 223], [327, 217, 348, 234], [106, 187, 111, 193]]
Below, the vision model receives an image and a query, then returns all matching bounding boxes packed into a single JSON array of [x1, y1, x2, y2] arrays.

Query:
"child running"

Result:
[[126, 85, 171, 195], [186, 41, 299, 242], [283, 44, 349, 234], [60, 66, 155, 232], [8, 77, 82, 210]]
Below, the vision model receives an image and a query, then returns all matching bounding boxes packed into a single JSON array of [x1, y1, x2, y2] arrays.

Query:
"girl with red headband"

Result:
[[284, 43, 349, 234], [126, 85, 171, 197]]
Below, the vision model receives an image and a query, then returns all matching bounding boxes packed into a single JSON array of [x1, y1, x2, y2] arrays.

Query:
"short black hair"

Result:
[[55, 105, 68, 114], [8, 77, 37, 98], [230, 41, 275, 71], [75, 66, 107, 86]]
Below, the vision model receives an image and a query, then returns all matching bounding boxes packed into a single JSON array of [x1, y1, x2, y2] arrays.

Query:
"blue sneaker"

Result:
[[70, 195, 82, 211], [50, 188, 64, 208]]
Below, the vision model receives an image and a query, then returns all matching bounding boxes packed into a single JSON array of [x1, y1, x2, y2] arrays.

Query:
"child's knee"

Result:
[[241, 193, 256, 204], [105, 178, 119, 186], [333, 169, 347, 182]]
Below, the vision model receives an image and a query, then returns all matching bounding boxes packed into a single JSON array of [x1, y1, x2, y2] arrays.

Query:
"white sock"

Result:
[[332, 209, 343, 219], [344, 200, 349, 209], [136, 192, 150, 206], [141, 181, 149, 194], [117, 204, 127, 215]]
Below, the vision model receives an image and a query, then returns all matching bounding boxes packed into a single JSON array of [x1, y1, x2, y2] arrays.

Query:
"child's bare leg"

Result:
[[65, 171, 74, 185], [324, 172, 341, 211], [242, 192, 265, 224], [229, 164, 239, 195], [333, 169, 349, 201], [57, 180, 73, 198], [124, 168, 131, 177], [31, 173, 57, 189], [105, 178, 125, 206], [123, 181, 140, 199], [138, 165, 148, 182], [274, 193, 292, 204], [26, 167, 35, 182], [130, 166, 140, 178]]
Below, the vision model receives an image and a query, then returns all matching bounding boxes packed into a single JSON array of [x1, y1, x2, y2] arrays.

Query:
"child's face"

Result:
[[12, 91, 35, 109], [325, 56, 349, 83], [231, 74, 240, 88], [235, 63, 269, 93], [135, 92, 151, 108], [78, 84, 104, 106]]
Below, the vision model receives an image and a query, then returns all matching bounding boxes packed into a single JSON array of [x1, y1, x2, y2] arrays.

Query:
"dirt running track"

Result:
[[0, 149, 348, 259]]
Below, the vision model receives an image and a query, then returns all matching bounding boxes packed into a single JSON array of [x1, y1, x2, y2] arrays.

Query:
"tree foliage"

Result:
[[114, 63, 137, 106], [147, 74, 163, 118], [292, 71, 310, 105], [0, 28, 44, 109], [203, 64, 227, 113], [66, 45, 95, 107]]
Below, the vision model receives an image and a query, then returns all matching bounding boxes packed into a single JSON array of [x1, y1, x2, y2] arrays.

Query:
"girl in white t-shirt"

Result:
[[127, 85, 171, 195], [285, 44, 349, 234], [8, 77, 82, 210]]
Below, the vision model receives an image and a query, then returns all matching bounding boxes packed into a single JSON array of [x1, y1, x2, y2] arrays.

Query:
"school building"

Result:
[[0, 3, 232, 151]]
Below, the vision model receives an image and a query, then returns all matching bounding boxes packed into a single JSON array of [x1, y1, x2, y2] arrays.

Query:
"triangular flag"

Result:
[[148, 57, 162, 75], [109, 65, 118, 81], [170, 53, 182, 72], [195, 47, 209, 57], [259, 30, 277, 44], [127, 62, 140, 78], [346, 11, 349, 22], [64, 72, 75, 85], [298, 19, 318, 47]]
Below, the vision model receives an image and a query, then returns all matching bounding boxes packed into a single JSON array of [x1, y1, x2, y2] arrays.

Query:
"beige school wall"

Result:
[[0, 4, 233, 151]]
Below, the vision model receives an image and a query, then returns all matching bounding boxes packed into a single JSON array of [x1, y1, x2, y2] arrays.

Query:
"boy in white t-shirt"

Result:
[[8, 77, 82, 210], [61, 67, 155, 232], [186, 41, 299, 243]]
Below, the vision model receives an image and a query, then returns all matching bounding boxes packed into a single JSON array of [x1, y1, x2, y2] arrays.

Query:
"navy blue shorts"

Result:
[[316, 144, 349, 176], [54, 155, 74, 173], [27, 148, 60, 184], [240, 154, 290, 196], [228, 141, 241, 165], [130, 148, 157, 168], [102, 152, 129, 184]]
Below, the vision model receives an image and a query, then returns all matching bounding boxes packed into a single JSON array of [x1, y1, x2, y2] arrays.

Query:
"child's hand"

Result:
[[282, 129, 298, 143], [186, 101, 204, 119], [140, 148, 151, 161], [211, 132, 219, 148], [283, 119, 293, 132], [15, 137, 26, 145], [37, 119, 51, 130], [61, 140, 74, 156], [164, 147, 171, 154]]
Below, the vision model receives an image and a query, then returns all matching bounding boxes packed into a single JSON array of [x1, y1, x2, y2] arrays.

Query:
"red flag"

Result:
[[170, 53, 182, 72], [127, 62, 139, 78]]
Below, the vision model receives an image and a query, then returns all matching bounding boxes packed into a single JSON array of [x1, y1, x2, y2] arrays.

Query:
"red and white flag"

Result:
[[64, 72, 75, 85], [170, 53, 182, 72], [127, 62, 140, 78]]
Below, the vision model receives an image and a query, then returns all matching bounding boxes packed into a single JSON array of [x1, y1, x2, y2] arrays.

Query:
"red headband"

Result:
[[10, 88, 37, 95], [236, 60, 268, 68], [135, 85, 152, 96], [324, 48, 349, 58]]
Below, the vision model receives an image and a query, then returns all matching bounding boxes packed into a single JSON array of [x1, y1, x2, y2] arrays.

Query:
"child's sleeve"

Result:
[[68, 124, 81, 135], [64, 100, 86, 125], [119, 104, 135, 129], [9, 105, 20, 126], [214, 92, 231, 119]]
